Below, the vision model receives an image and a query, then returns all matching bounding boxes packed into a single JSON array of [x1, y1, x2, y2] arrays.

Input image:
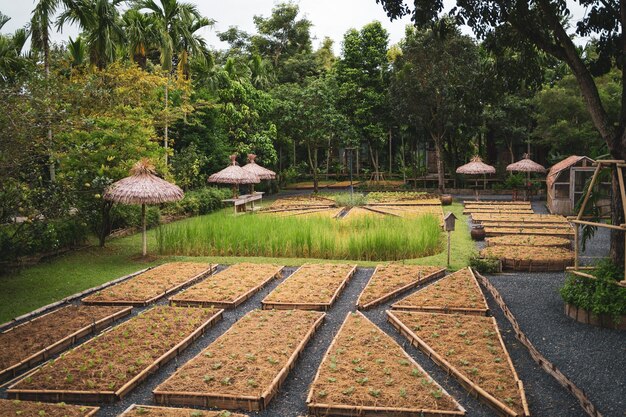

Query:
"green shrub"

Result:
[[163, 187, 230, 217], [331, 193, 367, 207], [469, 255, 501, 274], [560, 259, 626, 322], [110, 205, 160, 229]]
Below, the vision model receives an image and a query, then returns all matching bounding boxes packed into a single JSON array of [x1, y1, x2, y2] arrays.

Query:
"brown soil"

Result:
[[0, 305, 129, 371], [266, 196, 335, 210], [11, 306, 221, 393], [0, 399, 98, 417], [392, 268, 488, 314], [262, 264, 356, 306], [481, 245, 575, 262], [357, 265, 445, 309], [389, 311, 526, 416], [465, 209, 535, 214], [463, 201, 530, 206], [170, 263, 283, 306], [367, 192, 437, 203], [82, 262, 213, 304], [486, 235, 572, 248], [120, 404, 247, 417], [307, 312, 461, 413], [464, 203, 531, 210], [484, 227, 574, 237], [479, 221, 573, 229], [155, 309, 324, 398], [471, 214, 566, 223]]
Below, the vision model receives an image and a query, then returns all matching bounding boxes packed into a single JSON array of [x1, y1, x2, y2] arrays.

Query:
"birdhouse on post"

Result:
[[444, 212, 457, 232], [443, 212, 457, 267]]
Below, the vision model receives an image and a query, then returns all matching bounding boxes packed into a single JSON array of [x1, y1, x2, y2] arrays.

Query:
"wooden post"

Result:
[[141, 203, 147, 257], [576, 162, 602, 220], [447, 230, 452, 267], [616, 166, 626, 220], [574, 222, 579, 270]]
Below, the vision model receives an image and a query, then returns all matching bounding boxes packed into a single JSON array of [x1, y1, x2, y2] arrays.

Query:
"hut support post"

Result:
[[141, 203, 147, 256]]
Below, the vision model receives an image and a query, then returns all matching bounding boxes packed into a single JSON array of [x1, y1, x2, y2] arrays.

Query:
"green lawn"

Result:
[[0, 202, 475, 323]]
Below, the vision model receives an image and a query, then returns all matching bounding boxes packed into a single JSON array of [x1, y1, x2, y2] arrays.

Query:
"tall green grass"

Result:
[[156, 212, 442, 261]]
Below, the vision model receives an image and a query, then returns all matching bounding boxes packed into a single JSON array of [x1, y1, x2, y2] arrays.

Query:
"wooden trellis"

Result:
[[569, 160, 626, 287]]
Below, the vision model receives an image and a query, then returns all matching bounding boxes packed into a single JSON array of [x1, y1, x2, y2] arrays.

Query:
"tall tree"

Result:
[[375, 0, 626, 267]]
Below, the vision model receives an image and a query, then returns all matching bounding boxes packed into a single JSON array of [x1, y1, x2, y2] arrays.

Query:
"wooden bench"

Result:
[[222, 192, 265, 214]]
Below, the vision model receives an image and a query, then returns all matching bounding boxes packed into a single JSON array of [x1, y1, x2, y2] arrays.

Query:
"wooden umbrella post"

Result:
[[141, 203, 147, 257]]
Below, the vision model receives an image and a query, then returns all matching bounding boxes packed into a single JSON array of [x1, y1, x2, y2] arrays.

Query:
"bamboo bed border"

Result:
[[0, 305, 133, 384], [356, 266, 446, 310], [306, 311, 466, 417], [485, 239, 572, 249], [169, 265, 284, 309], [473, 270, 603, 417], [463, 210, 535, 215], [153, 312, 325, 411], [0, 267, 151, 332], [386, 311, 529, 417], [81, 264, 217, 306], [499, 258, 574, 272], [478, 222, 573, 229], [391, 268, 489, 316], [117, 404, 248, 416], [0, 399, 100, 416], [7, 308, 224, 404], [484, 228, 575, 239], [261, 265, 357, 311]]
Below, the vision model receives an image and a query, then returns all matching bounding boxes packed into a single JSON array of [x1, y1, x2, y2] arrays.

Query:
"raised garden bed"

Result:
[[170, 263, 284, 309], [387, 311, 529, 417], [486, 235, 572, 248], [0, 399, 99, 417], [479, 221, 573, 229], [262, 264, 357, 310], [119, 404, 247, 417], [392, 268, 489, 316], [483, 226, 575, 239], [463, 209, 535, 215], [356, 265, 445, 309], [283, 181, 337, 190], [471, 214, 567, 224], [265, 195, 336, 210], [481, 245, 574, 272], [307, 312, 464, 417], [153, 309, 325, 411], [564, 303, 626, 331], [367, 192, 437, 203], [463, 201, 531, 206], [8, 306, 223, 403], [0, 305, 132, 383], [82, 262, 216, 306]]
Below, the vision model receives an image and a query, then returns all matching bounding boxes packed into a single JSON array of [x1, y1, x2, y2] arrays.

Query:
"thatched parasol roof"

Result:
[[456, 156, 496, 175], [507, 154, 546, 174], [208, 154, 260, 184], [242, 154, 276, 180], [104, 159, 184, 205]]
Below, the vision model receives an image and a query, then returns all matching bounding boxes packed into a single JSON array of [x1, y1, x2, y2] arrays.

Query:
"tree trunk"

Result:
[[307, 143, 318, 193], [369, 145, 380, 179], [44, 38, 55, 182], [164, 79, 169, 165], [98, 201, 113, 247], [326, 136, 332, 180], [389, 128, 393, 174], [433, 134, 445, 194]]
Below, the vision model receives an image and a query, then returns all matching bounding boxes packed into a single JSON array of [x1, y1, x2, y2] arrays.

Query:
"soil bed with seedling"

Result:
[[470, 214, 567, 224], [463, 209, 535, 215], [118, 404, 247, 417], [170, 263, 283, 309], [483, 227, 574, 238], [0, 305, 132, 383], [478, 221, 572, 229], [82, 263, 216, 306], [153, 309, 325, 412], [307, 312, 464, 417], [8, 306, 223, 403], [387, 311, 529, 417], [486, 235, 571, 248], [356, 265, 445, 309], [392, 268, 489, 316], [0, 399, 99, 417], [262, 264, 356, 310], [480, 245, 574, 271], [367, 192, 438, 204]]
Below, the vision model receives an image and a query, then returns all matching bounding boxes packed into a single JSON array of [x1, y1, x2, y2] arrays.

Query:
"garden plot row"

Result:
[[82, 262, 216, 306], [483, 226, 575, 239], [7, 305, 223, 403], [265, 195, 336, 211], [0, 305, 132, 383], [367, 191, 438, 204], [478, 221, 573, 230], [170, 263, 283, 309], [119, 404, 247, 417], [262, 263, 356, 310], [366, 205, 444, 220], [463, 201, 531, 206], [388, 267, 529, 416], [486, 235, 572, 248], [265, 207, 343, 218], [307, 312, 465, 417], [356, 264, 445, 309], [470, 213, 567, 224], [480, 245, 574, 272], [464, 208, 535, 215], [0, 398, 99, 417], [154, 309, 324, 411]]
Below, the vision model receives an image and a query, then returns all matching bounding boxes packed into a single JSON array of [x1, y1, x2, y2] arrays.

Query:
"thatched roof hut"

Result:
[[209, 155, 259, 197], [507, 154, 546, 174], [456, 156, 496, 175], [104, 159, 183, 256], [242, 154, 276, 180]]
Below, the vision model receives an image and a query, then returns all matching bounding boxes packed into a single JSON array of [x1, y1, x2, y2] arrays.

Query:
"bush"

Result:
[[0, 218, 89, 264], [469, 255, 501, 274], [163, 187, 230, 217], [560, 259, 626, 322], [110, 204, 161, 230]]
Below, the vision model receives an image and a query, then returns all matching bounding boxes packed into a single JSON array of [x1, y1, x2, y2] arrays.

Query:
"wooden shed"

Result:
[[547, 155, 609, 215]]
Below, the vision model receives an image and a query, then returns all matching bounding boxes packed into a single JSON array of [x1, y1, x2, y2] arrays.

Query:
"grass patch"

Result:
[[157, 211, 442, 261], [0, 202, 474, 323]]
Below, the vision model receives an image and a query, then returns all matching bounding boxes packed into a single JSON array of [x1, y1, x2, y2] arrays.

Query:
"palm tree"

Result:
[[66, 36, 86, 68], [122, 9, 159, 69], [0, 15, 30, 82], [132, 0, 213, 164]]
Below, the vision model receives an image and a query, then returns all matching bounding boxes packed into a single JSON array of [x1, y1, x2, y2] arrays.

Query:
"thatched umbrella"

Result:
[[104, 159, 183, 256], [242, 154, 275, 194], [456, 156, 496, 200], [507, 154, 546, 200], [208, 154, 260, 197]]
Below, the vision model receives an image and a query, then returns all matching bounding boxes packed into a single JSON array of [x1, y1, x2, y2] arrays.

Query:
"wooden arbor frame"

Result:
[[569, 160, 626, 287]]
